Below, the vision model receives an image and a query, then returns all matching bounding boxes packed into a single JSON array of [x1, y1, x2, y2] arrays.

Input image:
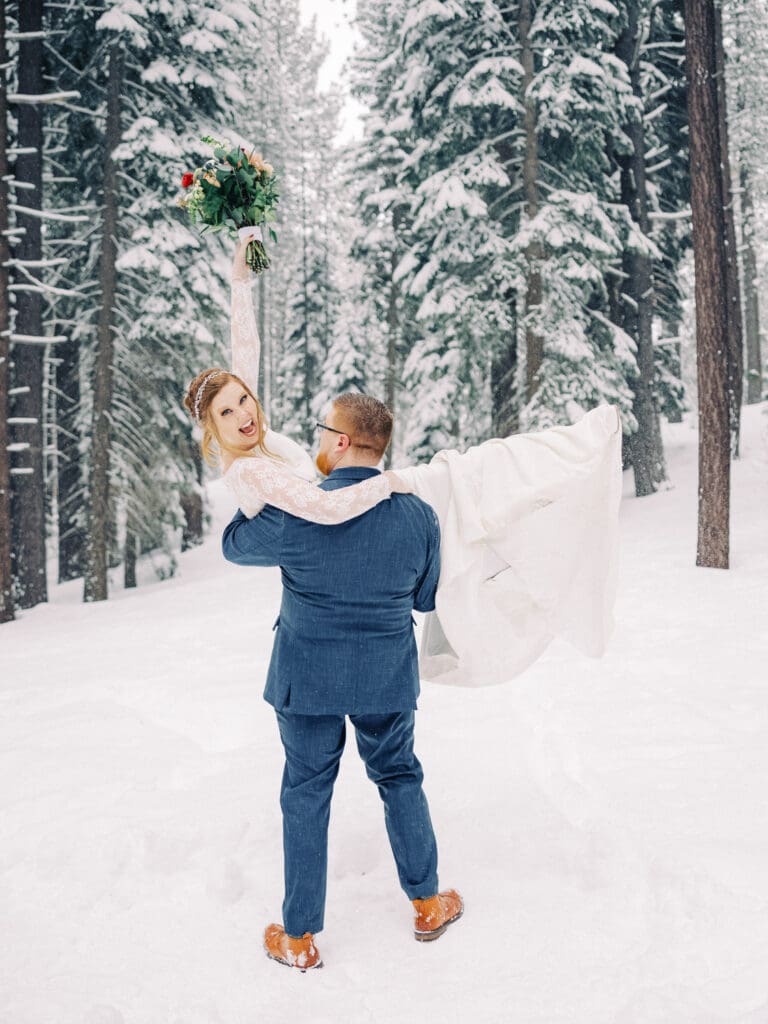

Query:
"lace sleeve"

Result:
[[231, 279, 260, 395], [224, 456, 393, 524]]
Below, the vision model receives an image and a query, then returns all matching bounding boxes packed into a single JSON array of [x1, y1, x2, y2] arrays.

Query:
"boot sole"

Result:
[[414, 901, 464, 942], [265, 951, 324, 971]]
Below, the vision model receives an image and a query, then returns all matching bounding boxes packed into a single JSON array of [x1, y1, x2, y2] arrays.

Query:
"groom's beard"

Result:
[[315, 450, 332, 477]]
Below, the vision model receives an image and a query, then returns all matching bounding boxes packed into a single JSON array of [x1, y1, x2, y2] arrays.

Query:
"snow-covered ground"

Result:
[[2, 407, 767, 1024]]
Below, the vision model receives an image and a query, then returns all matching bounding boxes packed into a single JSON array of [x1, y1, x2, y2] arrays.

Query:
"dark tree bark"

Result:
[[663, 318, 683, 423], [684, 0, 730, 569], [384, 246, 399, 469], [83, 42, 123, 602], [0, 0, 14, 623], [123, 525, 136, 590], [713, 3, 744, 455], [490, 316, 518, 437], [616, 1, 667, 496], [739, 163, 763, 405], [56, 340, 84, 581], [180, 441, 204, 551], [520, 0, 543, 404], [9, 0, 47, 609]]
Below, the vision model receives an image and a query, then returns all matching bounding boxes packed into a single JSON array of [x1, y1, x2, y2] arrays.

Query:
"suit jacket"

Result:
[[221, 465, 441, 715]]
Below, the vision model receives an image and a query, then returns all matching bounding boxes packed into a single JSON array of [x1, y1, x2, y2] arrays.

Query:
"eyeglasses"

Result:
[[315, 421, 347, 437], [314, 421, 376, 452]]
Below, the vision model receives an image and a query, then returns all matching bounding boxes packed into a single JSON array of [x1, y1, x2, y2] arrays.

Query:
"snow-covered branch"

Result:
[[648, 208, 691, 221], [7, 91, 81, 105], [10, 334, 70, 345], [8, 204, 90, 223]]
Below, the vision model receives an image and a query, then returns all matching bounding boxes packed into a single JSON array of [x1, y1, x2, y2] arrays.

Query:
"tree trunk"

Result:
[[713, 3, 744, 456], [9, 0, 47, 609], [490, 318, 518, 437], [180, 441, 204, 551], [56, 339, 84, 581], [123, 525, 137, 589], [616, 1, 667, 496], [684, 0, 730, 569], [0, 0, 14, 623], [520, 0, 543, 404], [83, 42, 123, 602], [663, 318, 683, 423], [384, 242, 399, 468], [739, 163, 763, 404]]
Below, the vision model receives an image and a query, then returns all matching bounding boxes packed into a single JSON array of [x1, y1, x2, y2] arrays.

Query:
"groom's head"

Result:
[[315, 393, 393, 476]]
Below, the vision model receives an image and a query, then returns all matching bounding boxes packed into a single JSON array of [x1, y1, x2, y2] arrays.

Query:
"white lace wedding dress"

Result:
[[224, 275, 623, 688]]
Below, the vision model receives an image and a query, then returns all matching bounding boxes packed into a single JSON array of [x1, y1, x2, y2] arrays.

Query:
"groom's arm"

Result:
[[222, 506, 284, 567]]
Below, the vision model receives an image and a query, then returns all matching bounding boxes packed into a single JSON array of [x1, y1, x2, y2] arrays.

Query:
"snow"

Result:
[[1, 406, 768, 1023]]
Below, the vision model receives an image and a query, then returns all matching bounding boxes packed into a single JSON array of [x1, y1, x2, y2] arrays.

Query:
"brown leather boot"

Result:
[[263, 923, 323, 970], [412, 889, 464, 941]]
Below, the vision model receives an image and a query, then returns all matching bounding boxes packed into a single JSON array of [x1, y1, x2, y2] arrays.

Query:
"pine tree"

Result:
[[683, 0, 731, 569], [0, 0, 13, 622], [7, 0, 48, 609], [614, 0, 667, 495], [726, 0, 768, 404]]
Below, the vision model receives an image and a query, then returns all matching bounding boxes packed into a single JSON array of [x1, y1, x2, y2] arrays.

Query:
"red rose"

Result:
[[181, 172, 194, 188]]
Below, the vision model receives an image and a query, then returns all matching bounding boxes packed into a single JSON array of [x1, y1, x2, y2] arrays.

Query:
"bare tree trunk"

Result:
[[9, 0, 47, 609], [83, 42, 123, 602], [384, 260, 399, 469], [713, 3, 744, 456], [520, 0, 543, 403], [56, 340, 84, 581], [490, 318, 518, 437], [123, 525, 137, 589], [663, 318, 683, 423], [616, 1, 667, 496], [740, 163, 763, 404], [180, 442, 204, 550], [684, 0, 730, 569], [0, 0, 14, 623]]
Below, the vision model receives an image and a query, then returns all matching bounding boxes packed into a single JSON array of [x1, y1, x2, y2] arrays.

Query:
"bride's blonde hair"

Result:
[[183, 368, 271, 466]]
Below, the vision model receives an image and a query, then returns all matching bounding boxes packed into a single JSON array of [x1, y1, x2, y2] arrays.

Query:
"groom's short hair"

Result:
[[333, 393, 393, 459]]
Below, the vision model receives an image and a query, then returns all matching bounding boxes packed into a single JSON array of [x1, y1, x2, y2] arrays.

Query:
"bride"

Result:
[[184, 235, 623, 687]]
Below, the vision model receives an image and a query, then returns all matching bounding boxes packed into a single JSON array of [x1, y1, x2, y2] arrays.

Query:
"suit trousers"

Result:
[[275, 709, 439, 937]]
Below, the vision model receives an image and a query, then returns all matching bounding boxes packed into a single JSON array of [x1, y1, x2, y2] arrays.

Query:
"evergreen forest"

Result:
[[1, 0, 765, 620]]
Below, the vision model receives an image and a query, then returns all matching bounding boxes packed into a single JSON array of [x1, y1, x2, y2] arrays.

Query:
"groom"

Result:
[[222, 393, 462, 970]]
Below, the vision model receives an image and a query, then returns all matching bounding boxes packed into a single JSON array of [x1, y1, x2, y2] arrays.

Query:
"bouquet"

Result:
[[177, 135, 279, 273]]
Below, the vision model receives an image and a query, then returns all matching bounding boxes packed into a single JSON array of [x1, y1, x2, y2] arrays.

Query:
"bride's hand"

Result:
[[232, 231, 259, 282], [384, 470, 413, 494]]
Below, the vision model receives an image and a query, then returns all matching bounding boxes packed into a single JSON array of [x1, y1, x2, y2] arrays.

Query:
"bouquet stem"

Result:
[[246, 238, 271, 274]]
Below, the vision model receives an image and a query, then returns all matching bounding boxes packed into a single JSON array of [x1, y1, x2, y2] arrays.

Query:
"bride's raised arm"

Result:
[[224, 236, 410, 524], [230, 236, 262, 395]]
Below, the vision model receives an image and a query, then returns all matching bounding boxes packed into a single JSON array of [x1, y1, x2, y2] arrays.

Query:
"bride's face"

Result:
[[210, 379, 261, 452]]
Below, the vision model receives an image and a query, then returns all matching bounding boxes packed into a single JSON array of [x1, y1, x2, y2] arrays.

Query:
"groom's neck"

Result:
[[333, 450, 381, 471]]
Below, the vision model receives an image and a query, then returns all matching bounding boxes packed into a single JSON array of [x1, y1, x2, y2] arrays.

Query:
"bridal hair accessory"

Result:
[[194, 370, 226, 422]]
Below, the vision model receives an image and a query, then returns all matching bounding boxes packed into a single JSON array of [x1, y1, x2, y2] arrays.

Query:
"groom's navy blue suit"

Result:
[[222, 466, 441, 936]]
